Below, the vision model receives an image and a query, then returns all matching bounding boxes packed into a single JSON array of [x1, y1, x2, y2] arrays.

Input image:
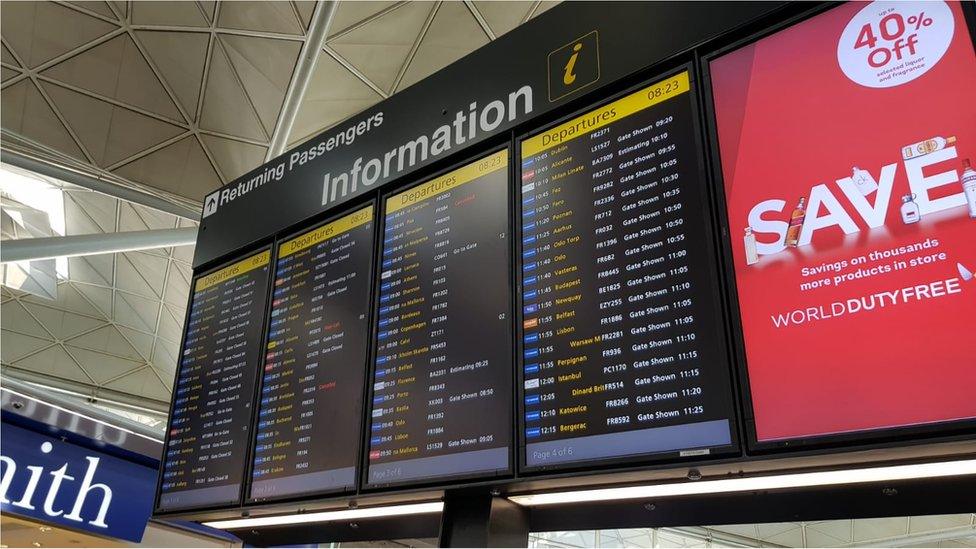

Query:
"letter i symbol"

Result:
[[564, 43, 583, 85]]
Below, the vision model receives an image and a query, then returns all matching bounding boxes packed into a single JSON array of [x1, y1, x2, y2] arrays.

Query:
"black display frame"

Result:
[[359, 144, 518, 492], [513, 60, 744, 476], [241, 199, 380, 506], [153, 242, 276, 515], [699, 0, 976, 455]]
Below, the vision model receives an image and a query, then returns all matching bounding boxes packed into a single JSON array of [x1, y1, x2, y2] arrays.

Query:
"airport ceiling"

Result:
[[0, 0, 556, 418], [0, 0, 558, 205]]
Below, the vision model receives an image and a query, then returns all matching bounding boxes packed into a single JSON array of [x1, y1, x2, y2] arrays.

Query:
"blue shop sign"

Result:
[[0, 422, 155, 542]]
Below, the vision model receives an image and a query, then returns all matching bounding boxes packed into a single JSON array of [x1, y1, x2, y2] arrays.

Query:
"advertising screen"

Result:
[[710, 1, 976, 443], [518, 70, 738, 471], [364, 150, 513, 487], [248, 206, 375, 501], [158, 249, 271, 511]]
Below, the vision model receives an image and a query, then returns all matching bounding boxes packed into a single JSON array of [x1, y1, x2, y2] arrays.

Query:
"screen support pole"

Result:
[[438, 489, 529, 548]]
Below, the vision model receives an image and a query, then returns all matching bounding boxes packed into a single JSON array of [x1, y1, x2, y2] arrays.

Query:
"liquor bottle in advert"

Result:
[[962, 158, 976, 218], [785, 197, 806, 247], [744, 227, 759, 265], [902, 136, 957, 160], [852, 166, 877, 196], [900, 194, 920, 224]]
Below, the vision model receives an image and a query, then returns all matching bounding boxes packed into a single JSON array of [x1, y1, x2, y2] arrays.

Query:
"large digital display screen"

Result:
[[711, 1, 976, 443], [248, 206, 375, 501], [158, 250, 271, 511], [518, 70, 738, 470], [365, 149, 513, 487]]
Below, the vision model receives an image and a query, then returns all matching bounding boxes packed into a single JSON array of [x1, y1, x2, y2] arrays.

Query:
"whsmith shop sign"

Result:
[[0, 422, 156, 542], [192, 2, 783, 268]]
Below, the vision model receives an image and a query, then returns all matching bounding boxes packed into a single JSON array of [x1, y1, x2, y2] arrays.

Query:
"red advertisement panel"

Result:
[[711, 1, 976, 442]]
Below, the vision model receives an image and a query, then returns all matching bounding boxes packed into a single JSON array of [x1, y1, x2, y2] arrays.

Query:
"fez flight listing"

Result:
[[366, 150, 513, 486], [519, 71, 736, 468], [159, 251, 271, 510], [249, 207, 375, 500]]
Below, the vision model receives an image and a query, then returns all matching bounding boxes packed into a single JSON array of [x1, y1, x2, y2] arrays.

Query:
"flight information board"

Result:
[[158, 250, 271, 511], [248, 206, 375, 501], [518, 70, 737, 470], [365, 149, 513, 487]]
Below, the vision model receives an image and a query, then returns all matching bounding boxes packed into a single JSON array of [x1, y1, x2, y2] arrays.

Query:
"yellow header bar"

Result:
[[386, 149, 508, 213], [279, 206, 374, 258], [522, 71, 690, 157], [195, 250, 270, 292]]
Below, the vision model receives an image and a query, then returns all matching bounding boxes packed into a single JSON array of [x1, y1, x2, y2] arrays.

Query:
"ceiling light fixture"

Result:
[[202, 501, 444, 530], [508, 459, 976, 506]]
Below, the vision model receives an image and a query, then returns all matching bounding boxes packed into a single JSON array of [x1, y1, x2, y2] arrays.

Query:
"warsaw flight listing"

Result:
[[519, 71, 737, 469], [366, 150, 513, 486], [249, 207, 375, 500], [159, 251, 271, 510]]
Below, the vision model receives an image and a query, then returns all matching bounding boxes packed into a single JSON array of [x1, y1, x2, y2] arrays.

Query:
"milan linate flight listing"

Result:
[[519, 71, 737, 469], [159, 251, 271, 510], [249, 207, 375, 500], [366, 150, 513, 486]]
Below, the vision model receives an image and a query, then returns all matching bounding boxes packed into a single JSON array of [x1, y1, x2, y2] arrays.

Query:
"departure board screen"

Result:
[[158, 250, 271, 511], [365, 149, 513, 487], [518, 70, 737, 470], [248, 206, 375, 501]]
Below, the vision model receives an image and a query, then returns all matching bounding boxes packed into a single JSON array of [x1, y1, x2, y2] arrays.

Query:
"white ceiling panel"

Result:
[[113, 290, 160, 333], [20, 301, 104, 340], [218, 1, 305, 36], [156, 303, 185, 344], [115, 252, 167, 299], [328, 1, 434, 94], [220, 33, 302, 135], [131, 0, 210, 28], [329, 1, 398, 38], [104, 366, 170, 401], [41, 33, 183, 121], [0, 2, 117, 68], [199, 41, 268, 142], [40, 81, 185, 167], [472, 1, 535, 37], [67, 325, 145, 363], [72, 281, 115, 318], [135, 30, 211, 116], [68, 345, 144, 385], [117, 325, 156, 362], [113, 136, 222, 200], [119, 200, 177, 231], [13, 345, 94, 385], [396, 1, 489, 92], [65, 1, 117, 20], [1, 301, 51, 339], [289, 53, 382, 146], [201, 132, 268, 181], [1, 331, 53, 363], [1, 80, 86, 161], [67, 255, 114, 287], [2, 42, 19, 67], [64, 190, 117, 234]]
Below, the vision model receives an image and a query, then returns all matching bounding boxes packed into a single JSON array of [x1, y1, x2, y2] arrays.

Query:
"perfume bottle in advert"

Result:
[[962, 158, 976, 218], [744, 227, 759, 265], [785, 197, 806, 247], [900, 194, 920, 224], [902, 136, 957, 160], [958, 262, 974, 282], [851, 166, 878, 196]]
